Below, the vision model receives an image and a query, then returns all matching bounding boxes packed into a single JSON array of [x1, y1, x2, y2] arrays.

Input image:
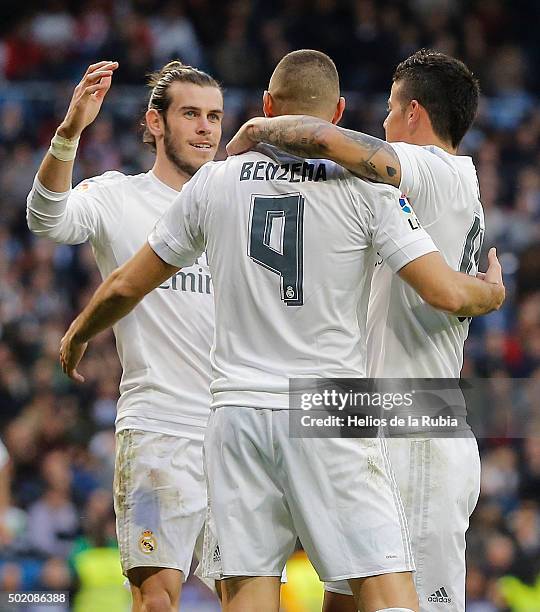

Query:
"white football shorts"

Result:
[[325, 436, 481, 611], [114, 429, 207, 580], [201, 407, 414, 582]]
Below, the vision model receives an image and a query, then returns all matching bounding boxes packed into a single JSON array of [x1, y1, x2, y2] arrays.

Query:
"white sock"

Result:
[[375, 609, 415, 612]]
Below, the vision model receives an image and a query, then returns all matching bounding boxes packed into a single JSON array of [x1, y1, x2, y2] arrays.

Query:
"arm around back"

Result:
[[398, 248, 505, 317], [227, 115, 402, 187]]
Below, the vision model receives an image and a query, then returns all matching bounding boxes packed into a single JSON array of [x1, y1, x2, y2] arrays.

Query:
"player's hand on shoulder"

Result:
[[60, 328, 88, 383], [227, 117, 267, 155], [57, 61, 119, 140], [478, 247, 505, 310]]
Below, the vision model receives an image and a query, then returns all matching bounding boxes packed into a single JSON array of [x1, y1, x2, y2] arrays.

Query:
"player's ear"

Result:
[[408, 99, 421, 129], [331, 96, 346, 125], [145, 109, 164, 139], [263, 91, 274, 118]]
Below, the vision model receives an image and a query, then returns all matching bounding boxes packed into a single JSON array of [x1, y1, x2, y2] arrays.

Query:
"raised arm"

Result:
[[38, 61, 118, 191], [399, 247, 505, 317], [227, 115, 402, 187], [60, 243, 179, 382], [27, 61, 118, 242]]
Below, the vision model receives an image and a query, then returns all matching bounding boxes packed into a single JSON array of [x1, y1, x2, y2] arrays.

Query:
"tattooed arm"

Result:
[[226, 115, 401, 187]]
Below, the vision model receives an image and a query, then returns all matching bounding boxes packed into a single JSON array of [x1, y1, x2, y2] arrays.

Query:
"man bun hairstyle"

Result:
[[142, 60, 222, 151], [393, 49, 480, 148]]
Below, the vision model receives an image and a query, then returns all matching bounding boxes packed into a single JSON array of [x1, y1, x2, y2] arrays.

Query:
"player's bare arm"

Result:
[[399, 247, 505, 317], [60, 244, 178, 382], [227, 115, 401, 187], [37, 60, 118, 192]]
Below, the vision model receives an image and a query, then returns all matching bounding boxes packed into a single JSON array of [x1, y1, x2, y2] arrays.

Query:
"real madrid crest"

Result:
[[139, 530, 157, 554]]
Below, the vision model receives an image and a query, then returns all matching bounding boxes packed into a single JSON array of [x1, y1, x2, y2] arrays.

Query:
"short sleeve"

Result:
[[148, 164, 212, 268], [367, 184, 438, 273], [391, 142, 459, 225]]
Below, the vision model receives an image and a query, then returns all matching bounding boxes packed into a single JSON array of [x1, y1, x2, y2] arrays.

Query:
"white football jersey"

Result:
[[27, 171, 213, 439], [367, 143, 485, 378], [149, 146, 437, 409]]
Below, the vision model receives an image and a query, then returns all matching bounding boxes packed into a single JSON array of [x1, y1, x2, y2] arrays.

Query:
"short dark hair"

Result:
[[393, 49, 480, 148], [142, 61, 222, 151], [269, 49, 340, 115]]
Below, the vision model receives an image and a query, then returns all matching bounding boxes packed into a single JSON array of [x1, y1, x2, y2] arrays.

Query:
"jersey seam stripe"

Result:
[[380, 438, 414, 569]]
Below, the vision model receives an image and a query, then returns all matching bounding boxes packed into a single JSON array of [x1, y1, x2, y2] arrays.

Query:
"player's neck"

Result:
[[408, 129, 457, 155], [151, 157, 190, 192]]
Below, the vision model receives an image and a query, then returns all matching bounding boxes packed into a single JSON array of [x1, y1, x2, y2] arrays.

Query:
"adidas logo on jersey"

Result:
[[427, 586, 452, 603]]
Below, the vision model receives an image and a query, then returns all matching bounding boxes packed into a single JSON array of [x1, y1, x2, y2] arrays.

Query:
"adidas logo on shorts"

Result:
[[427, 586, 452, 604], [213, 544, 221, 563]]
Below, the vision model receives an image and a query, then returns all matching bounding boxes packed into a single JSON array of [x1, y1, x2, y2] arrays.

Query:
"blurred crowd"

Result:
[[0, 0, 539, 610]]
